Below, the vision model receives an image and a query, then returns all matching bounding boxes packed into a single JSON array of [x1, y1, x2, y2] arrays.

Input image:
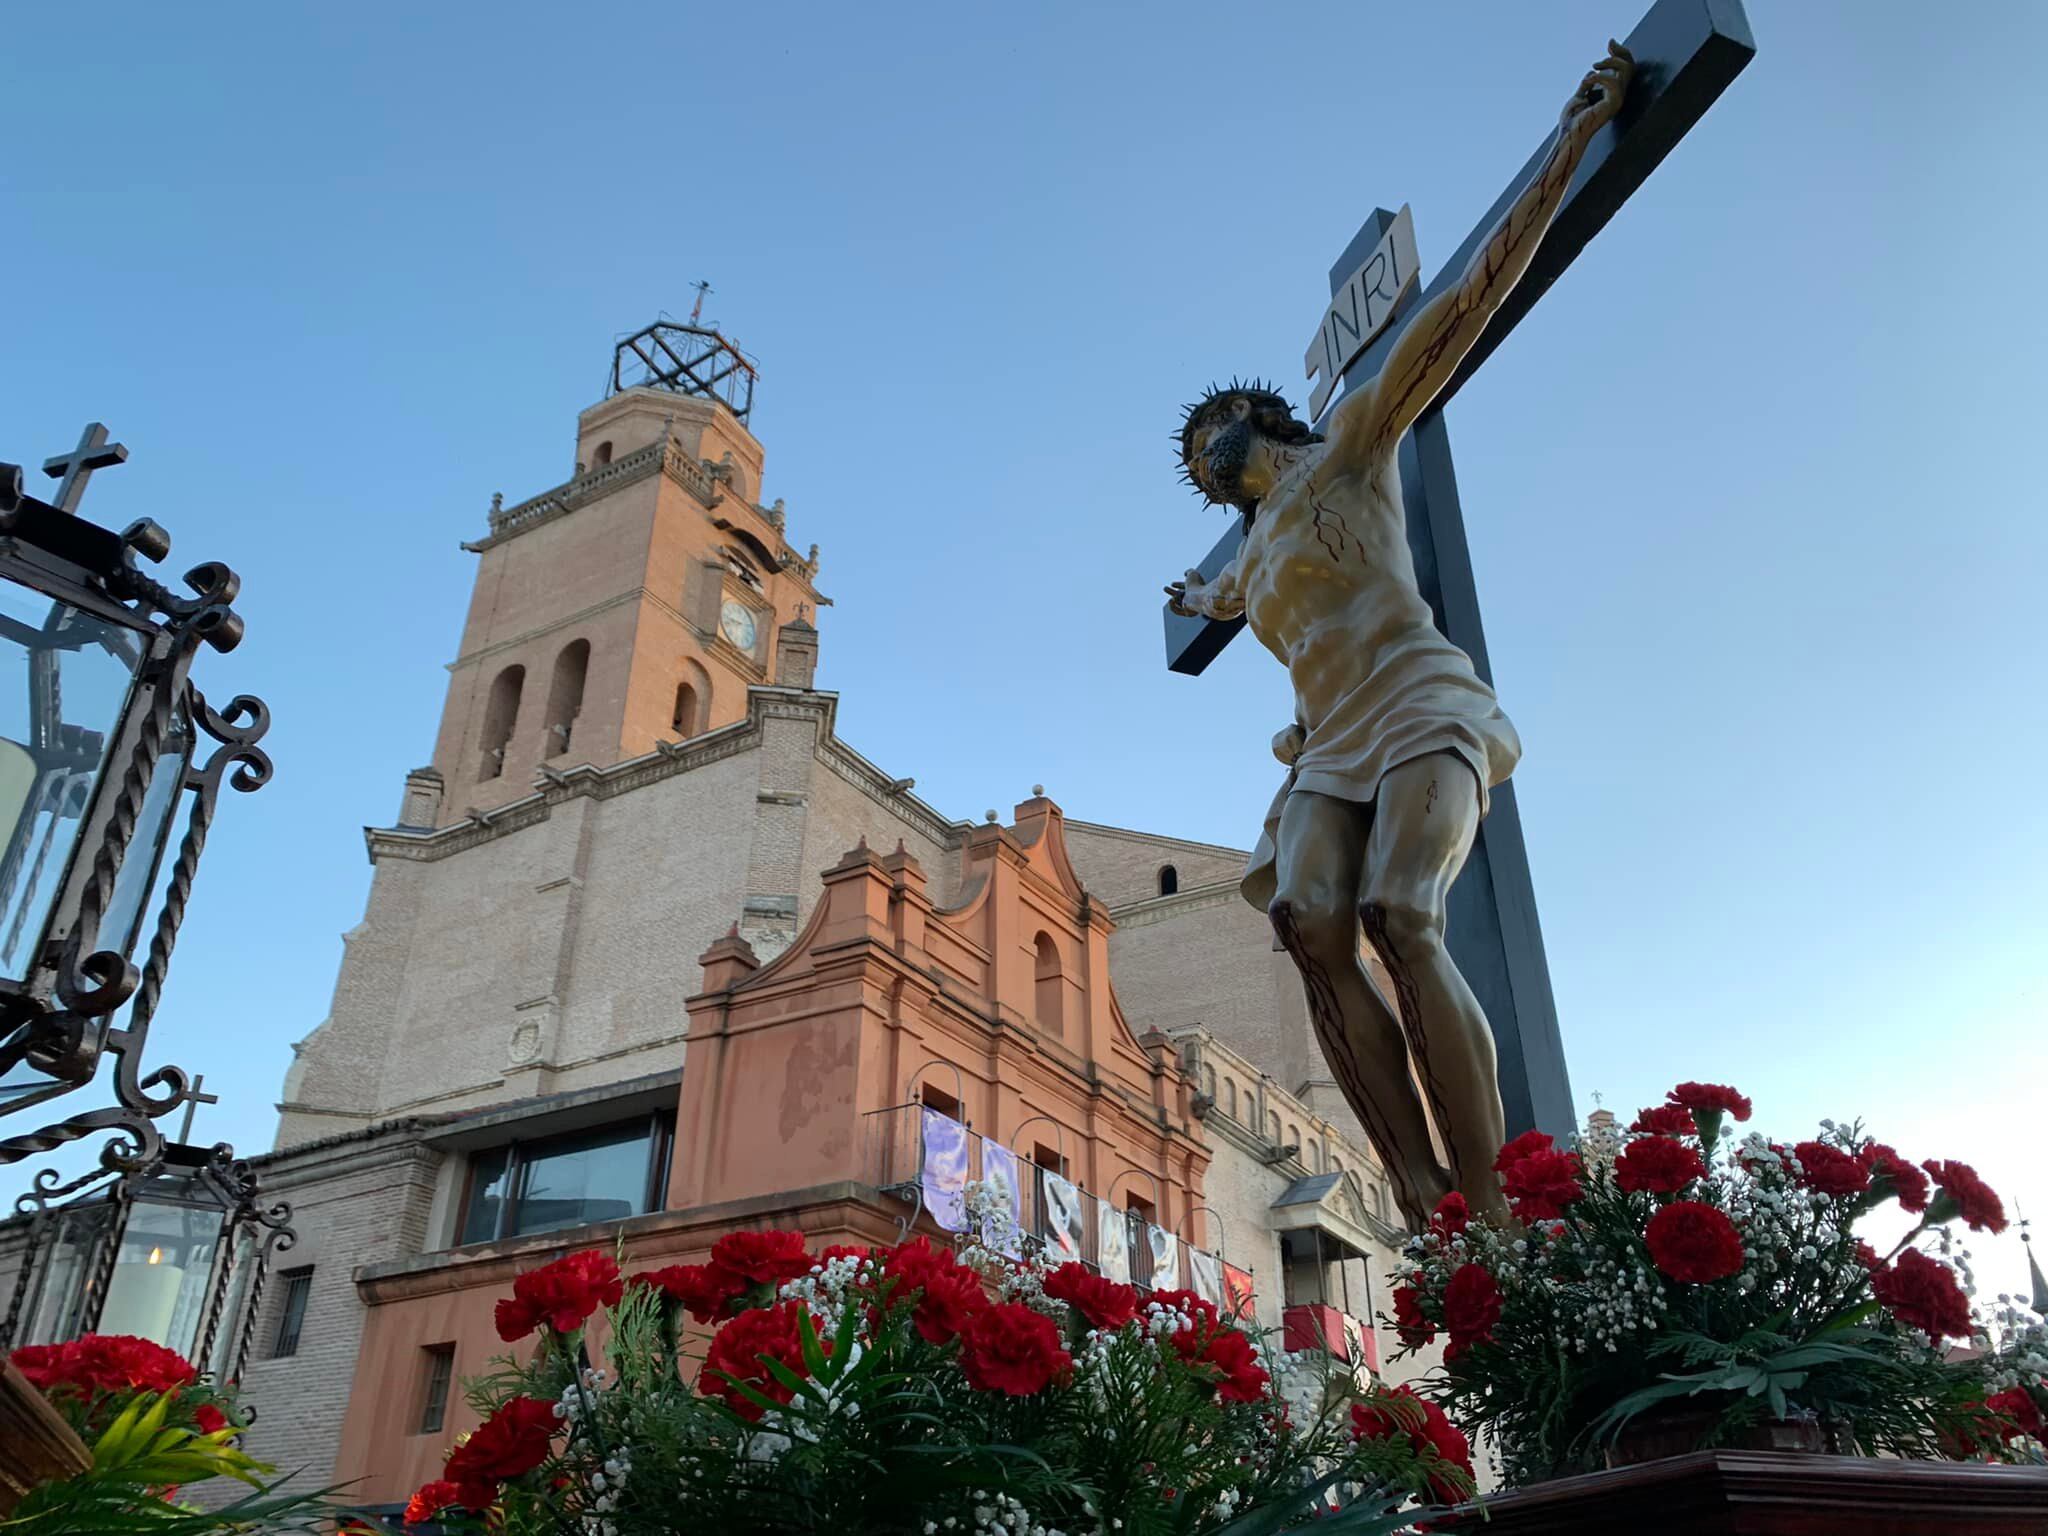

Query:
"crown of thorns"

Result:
[[1175, 377, 1300, 491]]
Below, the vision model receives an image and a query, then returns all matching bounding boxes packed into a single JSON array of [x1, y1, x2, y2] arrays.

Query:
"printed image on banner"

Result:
[[921, 1107, 971, 1233], [1146, 1225, 1181, 1291], [1040, 1171, 1084, 1262], [980, 1140, 1025, 1255], [1222, 1262, 1257, 1322], [1187, 1247, 1224, 1308], [1096, 1198, 1132, 1284]]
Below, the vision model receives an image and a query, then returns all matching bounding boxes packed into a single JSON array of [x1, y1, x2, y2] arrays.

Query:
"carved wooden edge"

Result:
[[0, 1359, 91, 1515], [1464, 1450, 2048, 1535]]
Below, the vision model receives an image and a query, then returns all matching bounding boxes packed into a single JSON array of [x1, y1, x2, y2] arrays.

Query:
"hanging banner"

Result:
[[920, 1108, 970, 1233], [1222, 1263, 1257, 1322], [1187, 1247, 1225, 1309], [1095, 1198, 1132, 1284], [1146, 1225, 1180, 1292], [1040, 1171, 1084, 1263], [980, 1140, 1025, 1256]]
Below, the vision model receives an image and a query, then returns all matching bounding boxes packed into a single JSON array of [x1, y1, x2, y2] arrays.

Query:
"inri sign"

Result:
[[1302, 203, 1420, 419]]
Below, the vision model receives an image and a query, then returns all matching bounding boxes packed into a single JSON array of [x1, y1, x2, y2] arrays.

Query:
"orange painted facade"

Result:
[[330, 793, 1209, 1501]]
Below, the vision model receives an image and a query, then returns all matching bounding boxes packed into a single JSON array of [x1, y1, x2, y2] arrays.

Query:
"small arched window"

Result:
[[1202, 1064, 1217, 1101], [1033, 932, 1064, 1039], [1267, 1112, 1281, 1144], [672, 681, 699, 737], [479, 664, 524, 781], [1158, 864, 1179, 897], [1224, 1080, 1237, 1120], [1309, 1141, 1323, 1172], [543, 639, 590, 757], [590, 440, 613, 468]]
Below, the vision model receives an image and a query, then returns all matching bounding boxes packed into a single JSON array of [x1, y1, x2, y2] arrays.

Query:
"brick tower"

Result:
[[413, 320, 825, 827]]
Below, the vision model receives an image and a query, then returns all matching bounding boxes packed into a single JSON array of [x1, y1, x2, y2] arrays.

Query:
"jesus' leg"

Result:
[[1268, 788, 1451, 1231], [1359, 753, 1509, 1222]]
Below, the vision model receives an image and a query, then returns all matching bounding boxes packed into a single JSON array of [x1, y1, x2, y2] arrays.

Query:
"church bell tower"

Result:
[[413, 320, 826, 827]]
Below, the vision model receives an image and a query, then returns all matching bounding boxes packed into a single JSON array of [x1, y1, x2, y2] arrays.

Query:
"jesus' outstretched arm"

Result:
[[1326, 40, 1636, 470]]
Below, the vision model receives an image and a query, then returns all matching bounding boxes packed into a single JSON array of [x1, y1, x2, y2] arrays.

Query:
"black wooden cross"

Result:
[[42, 422, 129, 515], [1162, 0, 1755, 1141]]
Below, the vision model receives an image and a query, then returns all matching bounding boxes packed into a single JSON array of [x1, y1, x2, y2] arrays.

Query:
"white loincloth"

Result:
[[1239, 621, 1521, 913]]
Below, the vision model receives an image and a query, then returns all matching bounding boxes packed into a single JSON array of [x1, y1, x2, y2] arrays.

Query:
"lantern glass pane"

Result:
[[0, 584, 148, 984], [99, 1182, 226, 1358]]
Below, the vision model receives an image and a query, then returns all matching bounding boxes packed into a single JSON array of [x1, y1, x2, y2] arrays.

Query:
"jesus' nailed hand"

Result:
[[1160, 41, 1632, 1231]]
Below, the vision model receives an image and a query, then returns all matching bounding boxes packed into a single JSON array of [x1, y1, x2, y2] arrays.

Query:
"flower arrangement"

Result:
[[391, 1218, 1475, 1535], [1385, 1082, 2048, 1484], [5, 1332, 333, 1531]]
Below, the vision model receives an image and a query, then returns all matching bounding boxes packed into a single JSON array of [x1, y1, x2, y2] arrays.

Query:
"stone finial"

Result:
[[490, 491, 503, 514], [1031, 784, 1045, 797], [984, 810, 999, 824]]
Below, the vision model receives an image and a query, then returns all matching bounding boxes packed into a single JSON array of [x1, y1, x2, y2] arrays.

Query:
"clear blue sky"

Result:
[[5, 3, 2042, 1294]]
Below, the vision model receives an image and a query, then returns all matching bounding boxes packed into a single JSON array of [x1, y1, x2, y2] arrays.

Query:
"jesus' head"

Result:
[[1177, 381, 1321, 512]]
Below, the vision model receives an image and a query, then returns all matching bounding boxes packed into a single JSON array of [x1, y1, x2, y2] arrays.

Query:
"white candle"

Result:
[[98, 1246, 184, 1343]]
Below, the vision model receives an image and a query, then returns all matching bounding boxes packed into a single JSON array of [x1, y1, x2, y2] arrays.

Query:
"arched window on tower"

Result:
[[543, 639, 590, 757], [1202, 1065, 1218, 1103], [479, 664, 524, 781], [1224, 1080, 1238, 1121], [672, 659, 712, 739], [1158, 864, 1179, 897], [590, 440, 613, 468], [1033, 932, 1064, 1040]]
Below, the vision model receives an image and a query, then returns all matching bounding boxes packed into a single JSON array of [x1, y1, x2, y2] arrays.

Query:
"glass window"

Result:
[[511, 1121, 651, 1237], [459, 1146, 513, 1245], [418, 1343, 455, 1434], [457, 1115, 670, 1246], [270, 1268, 313, 1358]]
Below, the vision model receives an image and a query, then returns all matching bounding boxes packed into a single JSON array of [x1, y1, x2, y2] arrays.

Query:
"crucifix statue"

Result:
[[1164, 3, 1753, 1226]]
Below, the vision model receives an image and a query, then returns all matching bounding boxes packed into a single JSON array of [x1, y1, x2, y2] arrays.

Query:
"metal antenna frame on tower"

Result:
[[609, 310, 758, 426]]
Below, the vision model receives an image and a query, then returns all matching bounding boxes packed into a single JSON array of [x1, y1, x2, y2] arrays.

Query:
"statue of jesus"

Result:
[[1167, 40, 1633, 1228]]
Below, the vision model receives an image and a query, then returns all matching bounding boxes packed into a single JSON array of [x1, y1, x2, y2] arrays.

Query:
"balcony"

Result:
[[1283, 1301, 1380, 1375]]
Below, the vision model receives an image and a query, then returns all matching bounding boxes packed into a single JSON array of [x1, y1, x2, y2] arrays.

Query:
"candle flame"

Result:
[[148, 1247, 162, 1265]]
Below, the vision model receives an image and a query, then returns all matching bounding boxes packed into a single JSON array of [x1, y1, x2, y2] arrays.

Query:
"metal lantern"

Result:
[[1, 1140, 294, 1377], [0, 427, 270, 1173]]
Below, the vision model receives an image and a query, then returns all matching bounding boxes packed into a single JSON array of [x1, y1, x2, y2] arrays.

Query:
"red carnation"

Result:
[[1429, 1192, 1470, 1240], [1645, 1200, 1745, 1284], [1870, 1249, 1973, 1341], [10, 1335, 197, 1397], [1615, 1135, 1706, 1195], [1493, 1130, 1555, 1174], [1391, 1284, 1435, 1348], [404, 1479, 467, 1525], [1185, 1324, 1270, 1403], [1921, 1160, 2008, 1235], [1352, 1384, 1474, 1504], [1984, 1386, 2045, 1442], [1441, 1263, 1502, 1361], [1793, 1141, 1871, 1200], [699, 1301, 821, 1420], [710, 1228, 814, 1287], [443, 1395, 558, 1491], [1854, 1240, 1881, 1272], [908, 1262, 987, 1344], [1503, 1149, 1583, 1220], [1629, 1103, 1695, 1138], [958, 1302, 1071, 1395], [192, 1401, 229, 1436], [1667, 1082, 1753, 1121], [494, 1249, 624, 1341], [1858, 1144, 1930, 1213], [1042, 1262, 1137, 1330], [882, 1234, 958, 1295], [636, 1262, 748, 1324]]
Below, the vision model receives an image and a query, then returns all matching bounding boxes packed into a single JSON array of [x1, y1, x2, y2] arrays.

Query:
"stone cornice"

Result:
[[463, 439, 722, 553], [1064, 818, 1251, 864], [1110, 878, 1244, 928], [364, 688, 966, 866]]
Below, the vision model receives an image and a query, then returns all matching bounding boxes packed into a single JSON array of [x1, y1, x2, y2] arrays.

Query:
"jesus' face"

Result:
[[1186, 397, 1260, 508]]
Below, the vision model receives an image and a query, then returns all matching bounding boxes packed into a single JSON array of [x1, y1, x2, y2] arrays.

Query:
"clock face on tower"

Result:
[[719, 599, 758, 653]]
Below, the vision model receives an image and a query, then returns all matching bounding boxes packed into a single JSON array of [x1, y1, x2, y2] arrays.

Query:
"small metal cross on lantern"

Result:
[[40, 423, 128, 516]]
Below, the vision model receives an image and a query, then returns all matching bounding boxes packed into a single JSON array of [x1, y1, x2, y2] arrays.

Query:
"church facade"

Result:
[[67, 337, 1423, 1508]]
